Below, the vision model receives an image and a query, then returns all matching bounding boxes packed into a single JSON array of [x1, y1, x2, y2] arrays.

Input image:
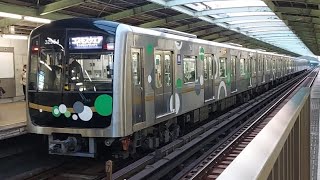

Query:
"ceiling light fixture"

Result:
[[2, 34, 28, 40], [24, 16, 51, 24], [0, 12, 22, 19]]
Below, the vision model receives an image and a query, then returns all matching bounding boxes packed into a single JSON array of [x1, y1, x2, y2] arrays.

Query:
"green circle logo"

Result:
[[52, 106, 61, 117], [64, 111, 71, 118], [199, 47, 205, 61], [147, 44, 153, 55], [176, 78, 182, 89], [94, 94, 113, 116]]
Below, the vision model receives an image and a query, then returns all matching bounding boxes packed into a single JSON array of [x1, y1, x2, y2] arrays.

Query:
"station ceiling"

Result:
[[0, 0, 318, 57]]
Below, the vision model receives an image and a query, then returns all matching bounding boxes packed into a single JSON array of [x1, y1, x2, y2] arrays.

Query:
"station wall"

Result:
[[0, 37, 28, 99]]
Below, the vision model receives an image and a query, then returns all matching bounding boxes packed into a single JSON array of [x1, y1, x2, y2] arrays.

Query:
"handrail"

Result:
[[217, 87, 310, 179]]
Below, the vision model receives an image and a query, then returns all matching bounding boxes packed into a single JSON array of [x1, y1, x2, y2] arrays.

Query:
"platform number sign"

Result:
[[199, 47, 205, 61]]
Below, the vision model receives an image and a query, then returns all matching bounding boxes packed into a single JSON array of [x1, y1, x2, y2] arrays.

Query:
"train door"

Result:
[[204, 55, 214, 101], [131, 48, 144, 124], [262, 55, 265, 82], [230, 55, 237, 92], [248, 56, 253, 87], [154, 51, 173, 117]]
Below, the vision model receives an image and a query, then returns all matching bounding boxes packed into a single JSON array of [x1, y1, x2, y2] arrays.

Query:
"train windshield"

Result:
[[65, 52, 113, 92], [28, 29, 115, 92], [29, 31, 65, 91]]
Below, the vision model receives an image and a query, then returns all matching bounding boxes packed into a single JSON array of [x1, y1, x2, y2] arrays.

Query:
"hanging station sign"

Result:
[[69, 36, 103, 50]]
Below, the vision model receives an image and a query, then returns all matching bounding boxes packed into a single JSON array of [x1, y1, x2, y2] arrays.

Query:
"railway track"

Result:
[[109, 69, 314, 180]]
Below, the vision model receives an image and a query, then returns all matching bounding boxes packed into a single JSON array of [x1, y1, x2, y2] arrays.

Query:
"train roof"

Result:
[[31, 18, 120, 36], [127, 24, 296, 59], [31, 18, 300, 59]]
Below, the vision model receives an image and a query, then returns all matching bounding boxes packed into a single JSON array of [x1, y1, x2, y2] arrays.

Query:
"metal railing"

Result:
[[217, 87, 310, 180]]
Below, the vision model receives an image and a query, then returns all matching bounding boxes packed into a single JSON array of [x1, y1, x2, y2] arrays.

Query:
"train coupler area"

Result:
[[48, 135, 96, 158]]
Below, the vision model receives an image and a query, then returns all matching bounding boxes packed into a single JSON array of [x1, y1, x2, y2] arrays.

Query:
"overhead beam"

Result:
[[0, 2, 73, 31], [139, 14, 190, 28], [166, 0, 211, 7], [103, 4, 162, 21], [201, 33, 220, 40], [174, 21, 210, 32], [0, 18, 21, 28], [213, 37, 231, 43], [194, 27, 225, 36], [275, 7, 315, 16], [39, 0, 87, 15], [0, 2, 73, 20]]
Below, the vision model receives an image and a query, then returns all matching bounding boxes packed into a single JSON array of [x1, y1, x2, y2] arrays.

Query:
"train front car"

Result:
[[27, 18, 125, 157]]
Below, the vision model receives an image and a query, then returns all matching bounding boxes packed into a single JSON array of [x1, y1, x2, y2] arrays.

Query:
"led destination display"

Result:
[[69, 36, 103, 50]]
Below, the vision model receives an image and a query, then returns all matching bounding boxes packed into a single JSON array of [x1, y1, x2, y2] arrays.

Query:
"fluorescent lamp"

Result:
[[2, 34, 28, 40], [204, 1, 267, 9], [226, 12, 274, 17], [228, 19, 281, 24], [0, 12, 22, 19], [24, 16, 51, 24]]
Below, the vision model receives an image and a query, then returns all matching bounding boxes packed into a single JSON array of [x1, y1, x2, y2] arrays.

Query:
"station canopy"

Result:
[[149, 0, 313, 56], [0, 0, 318, 57]]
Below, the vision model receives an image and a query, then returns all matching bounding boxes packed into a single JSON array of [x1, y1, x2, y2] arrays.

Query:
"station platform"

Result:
[[0, 102, 27, 140], [311, 72, 320, 180]]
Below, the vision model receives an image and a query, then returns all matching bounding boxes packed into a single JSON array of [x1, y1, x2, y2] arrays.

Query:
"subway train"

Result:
[[26, 18, 309, 157]]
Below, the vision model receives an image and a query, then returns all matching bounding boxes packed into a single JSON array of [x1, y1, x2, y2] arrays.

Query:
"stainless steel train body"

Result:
[[27, 18, 308, 157]]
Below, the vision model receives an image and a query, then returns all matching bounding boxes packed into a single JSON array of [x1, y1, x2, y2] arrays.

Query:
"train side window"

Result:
[[240, 58, 245, 76], [164, 54, 171, 86], [252, 57, 256, 74], [272, 59, 276, 70], [219, 57, 227, 78], [204, 55, 213, 80], [155, 54, 162, 88], [278, 59, 281, 70], [183, 56, 196, 83], [259, 56, 263, 72], [132, 52, 140, 85], [204, 56, 208, 80], [29, 36, 40, 90], [231, 55, 236, 77], [209, 56, 214, 79]]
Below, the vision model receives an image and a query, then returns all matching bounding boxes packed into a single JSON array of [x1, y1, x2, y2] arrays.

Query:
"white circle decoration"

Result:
[[200, 75, 204, 86], [72, 114, 78, 120], [148, 75, 152, 83], [53, 108, 60, 115], [175, 41, 183, 50], [59, 104, 67, 114], [175, 93, 180, 114], [78, 106, 93, 121], [217, 81, 227, 100]]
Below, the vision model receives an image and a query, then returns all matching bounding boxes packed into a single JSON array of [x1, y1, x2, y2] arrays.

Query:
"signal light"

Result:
[[103, 43, 114, 50]]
